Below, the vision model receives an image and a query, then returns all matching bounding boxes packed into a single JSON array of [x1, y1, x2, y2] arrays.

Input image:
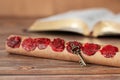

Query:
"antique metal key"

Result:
[[70, 43, 86, 67]]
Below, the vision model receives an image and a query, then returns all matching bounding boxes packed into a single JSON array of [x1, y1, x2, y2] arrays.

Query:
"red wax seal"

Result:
[[35, 38, 51, 50], [22, 38, 36, 51], [50, 38, 65, 52], [82, 43, 101, 56], [100, 45, 118, 58], [7, 36, 21, 48], [66, 41, 82, 53]]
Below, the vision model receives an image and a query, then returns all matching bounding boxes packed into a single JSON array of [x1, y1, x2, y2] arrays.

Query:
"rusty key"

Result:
[[70, 43, 86, 67]]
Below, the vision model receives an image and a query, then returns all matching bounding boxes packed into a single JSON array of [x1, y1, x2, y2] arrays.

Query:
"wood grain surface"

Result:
[[0, 18, 120, 80], [0, 0, 120, 17]]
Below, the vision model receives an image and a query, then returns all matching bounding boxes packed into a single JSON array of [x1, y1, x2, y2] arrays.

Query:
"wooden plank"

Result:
[[0, 50, 120, 75], [0, 74, 120, 80], [0, 0, 54, 17], [0, 0, 120, 17], [49, 0, 120, 14]]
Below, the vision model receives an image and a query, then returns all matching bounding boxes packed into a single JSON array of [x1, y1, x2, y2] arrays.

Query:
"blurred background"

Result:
[[0, 0, 120, 18]]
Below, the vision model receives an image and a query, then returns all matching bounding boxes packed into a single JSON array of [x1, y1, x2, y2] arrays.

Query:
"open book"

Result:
[[28, 8, 120, 37]]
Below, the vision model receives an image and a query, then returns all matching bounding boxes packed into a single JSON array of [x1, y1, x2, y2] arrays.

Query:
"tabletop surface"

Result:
[[0, 18, 120, 80]]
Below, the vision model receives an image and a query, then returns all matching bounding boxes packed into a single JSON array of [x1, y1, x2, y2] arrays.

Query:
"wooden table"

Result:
[[0, 18, 120, 80]]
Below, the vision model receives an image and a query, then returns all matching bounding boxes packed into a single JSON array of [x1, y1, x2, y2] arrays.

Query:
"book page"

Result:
[[92, 14, 120, 37], [29, 8, 120, 37], [38, 8, 115, 30]]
